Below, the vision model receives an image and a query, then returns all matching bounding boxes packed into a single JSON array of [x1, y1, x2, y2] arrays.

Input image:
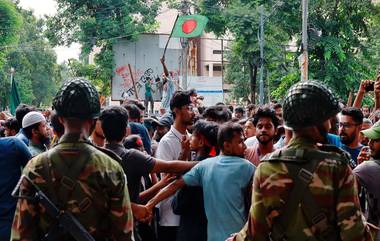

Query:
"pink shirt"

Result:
[[245, 143, 275, 166]]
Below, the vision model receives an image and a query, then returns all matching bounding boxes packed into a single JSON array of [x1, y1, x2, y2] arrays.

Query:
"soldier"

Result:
[[11, 78, 134, 241], [229, 81, 375, 241]]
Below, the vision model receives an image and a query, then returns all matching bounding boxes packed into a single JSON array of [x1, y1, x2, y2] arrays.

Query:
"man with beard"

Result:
[[22, 111, 50, 157], [245, 107, 280, 166], [146, 123, 255, 241], [229, 81, 375, 241], [354, 120, 380, 241], [338, 107, 364, 167], [155, 90, 196, 241]]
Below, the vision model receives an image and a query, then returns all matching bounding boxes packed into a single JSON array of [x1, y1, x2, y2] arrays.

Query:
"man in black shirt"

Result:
[[99, 106, 198, 212]]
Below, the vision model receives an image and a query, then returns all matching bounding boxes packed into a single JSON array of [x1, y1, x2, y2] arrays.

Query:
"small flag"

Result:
[[9, 77, 21, 115], [172, 14, 209, 38]]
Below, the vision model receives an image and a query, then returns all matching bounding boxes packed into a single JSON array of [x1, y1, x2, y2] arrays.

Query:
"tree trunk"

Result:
[[249, 62, 258, 104]]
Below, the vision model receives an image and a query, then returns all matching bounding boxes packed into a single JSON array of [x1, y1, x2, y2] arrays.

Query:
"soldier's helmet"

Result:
[[283, 81, 340, 129], [53, 78, 100, 119]]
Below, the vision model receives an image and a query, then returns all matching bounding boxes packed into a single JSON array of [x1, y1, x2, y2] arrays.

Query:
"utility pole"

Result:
[[258, 5, 265, 105], [300, 0, 309, 81], [180, 0, 190, 90], [257, 2, 283, 105]]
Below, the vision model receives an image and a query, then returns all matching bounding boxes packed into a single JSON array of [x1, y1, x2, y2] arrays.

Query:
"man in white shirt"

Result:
[[156, 90, 195, 241]]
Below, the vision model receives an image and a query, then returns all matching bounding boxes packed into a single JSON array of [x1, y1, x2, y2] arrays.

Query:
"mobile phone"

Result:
[[365, 81, 375, 92]]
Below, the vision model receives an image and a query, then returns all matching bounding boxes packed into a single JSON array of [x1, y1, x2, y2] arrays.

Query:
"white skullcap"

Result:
[[22, 111, 46, 128]]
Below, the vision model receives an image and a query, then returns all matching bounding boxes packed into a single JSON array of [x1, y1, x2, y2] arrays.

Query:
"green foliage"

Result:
[[217, 0, 295, 103], [1, 8, 59, 108], [224, 43, 251, 101], [64, 57, 111, 96], [307, 0, 378, 99], [45, 0, 161, 95], [0, 0, 22, 67], [199, 0, 380, 102]]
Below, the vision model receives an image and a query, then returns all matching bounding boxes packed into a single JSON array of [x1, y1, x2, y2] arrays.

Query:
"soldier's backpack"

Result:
[[261, 145, 350, 241]]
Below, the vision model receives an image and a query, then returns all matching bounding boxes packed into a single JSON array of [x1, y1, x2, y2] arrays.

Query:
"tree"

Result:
[[45, 0, 161, 96], [3, 8, 59, 107], [0, 0, 22, 109], [0, 0, 22, 67], [197, 0, 380, 102], [216, 0, 296, 103]]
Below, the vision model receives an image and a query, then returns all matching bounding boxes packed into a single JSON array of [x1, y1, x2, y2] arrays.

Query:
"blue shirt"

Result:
[[15, 128, 29, 146], [129, 122, 152, 155], [183, 155, 255, 241], [326, 133, 342, 148], [342, 144, 363, 167], [327, 133, 362, 167], [0, 137, 31, 240]]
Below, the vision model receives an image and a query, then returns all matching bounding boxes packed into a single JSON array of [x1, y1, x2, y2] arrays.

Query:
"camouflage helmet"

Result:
[[283, 81, 340, 129], [53, 78, 100, 119]]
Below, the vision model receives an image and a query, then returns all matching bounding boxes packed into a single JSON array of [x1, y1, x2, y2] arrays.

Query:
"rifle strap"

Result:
[[264, 148, 341, 241], [42, 145, 91, 210]]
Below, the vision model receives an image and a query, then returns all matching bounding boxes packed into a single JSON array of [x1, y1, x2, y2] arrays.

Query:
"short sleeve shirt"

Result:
[[155, 126, 188, 226], [106, 143, 155, 203], [183, 155, 255, 241]]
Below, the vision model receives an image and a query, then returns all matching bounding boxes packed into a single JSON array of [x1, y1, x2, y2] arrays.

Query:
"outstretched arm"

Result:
[[151, 159, 198, 173], [145, 178, 186, 212], [160, 57, 169, 77]]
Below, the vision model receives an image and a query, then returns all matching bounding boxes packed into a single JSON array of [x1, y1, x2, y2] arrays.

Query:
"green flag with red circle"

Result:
[[172, 14, 209, 38]]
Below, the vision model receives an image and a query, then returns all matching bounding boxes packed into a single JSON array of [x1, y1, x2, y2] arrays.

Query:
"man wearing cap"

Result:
[[354, 121, 380, 241], [155, 90, 195, 241], [154, 113, 173, 143], [22, 111, 49, 157]]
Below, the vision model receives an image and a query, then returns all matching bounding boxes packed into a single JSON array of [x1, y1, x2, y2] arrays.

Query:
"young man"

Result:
[[144, 79, 155, 115], [4, 118, 19, 137], [147, 123, 255, 241], [15, 104, 36, 145], [234, 106, 245, 119], [230, 81, 374, 241], [160, 57, 176, 114], [172, 120, 219, 241], [273, 103, 283, 124], [362, 105, 371, 118], [354, 121, 380, 241], [338, 107, 364, 167], [245, 107, 279, 166], [155, 91, 196, 241], [99, 106, 198, 240], [124, 103, 152, 155], [22, 111, 49, 157], [203, 105, 232, 124], [359, 118, 373, 146]]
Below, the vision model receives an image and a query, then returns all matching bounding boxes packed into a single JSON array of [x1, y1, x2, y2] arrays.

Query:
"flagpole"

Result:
[[163, 14, 180, 59]]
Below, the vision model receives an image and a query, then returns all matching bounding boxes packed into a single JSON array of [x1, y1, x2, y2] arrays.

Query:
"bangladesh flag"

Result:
[[172, 14, 209, 38]]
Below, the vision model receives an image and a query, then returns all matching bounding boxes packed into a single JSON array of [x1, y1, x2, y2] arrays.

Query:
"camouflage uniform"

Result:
[[11, 133, 134, 241], [234, 137, 373, 241]]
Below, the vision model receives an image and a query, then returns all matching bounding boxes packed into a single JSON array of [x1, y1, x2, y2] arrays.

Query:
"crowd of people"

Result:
[[1, 74, 380, 241]]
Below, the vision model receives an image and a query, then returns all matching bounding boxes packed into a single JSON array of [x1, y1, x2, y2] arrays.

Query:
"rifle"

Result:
[[12, 175, 96, 241]]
